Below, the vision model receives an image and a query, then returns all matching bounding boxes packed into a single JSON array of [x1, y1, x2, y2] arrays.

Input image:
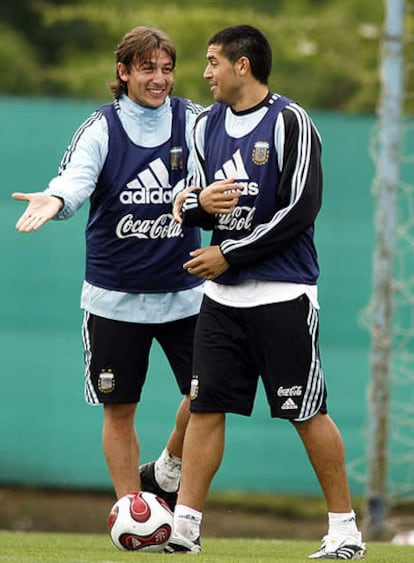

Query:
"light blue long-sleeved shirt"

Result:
[[45, 94, 204, 323]]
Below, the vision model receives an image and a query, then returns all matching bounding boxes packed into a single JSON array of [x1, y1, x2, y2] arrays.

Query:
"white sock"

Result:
[[154, 448, 181, 492], [328, 510, 359, 538], [174, 504, 202, 541]]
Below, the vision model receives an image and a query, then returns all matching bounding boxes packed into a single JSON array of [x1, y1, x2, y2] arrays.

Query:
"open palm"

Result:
[[12, 192, 63, 232]]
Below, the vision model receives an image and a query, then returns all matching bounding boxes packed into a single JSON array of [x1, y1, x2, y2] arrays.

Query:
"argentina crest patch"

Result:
[[98, 369, 115, 393], [252, 141, 270, 165], [190, 375, 199, 400], [170, 146, 184, 170]]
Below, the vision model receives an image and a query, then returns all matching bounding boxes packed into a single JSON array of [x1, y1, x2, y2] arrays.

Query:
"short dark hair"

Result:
[[109, 26, 176, 99], [208, 25, 272, 85]]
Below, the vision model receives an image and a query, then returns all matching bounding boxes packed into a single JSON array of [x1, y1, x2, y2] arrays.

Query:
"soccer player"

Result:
[[11, 26, 219, 511], [168, 25, 366, 559]]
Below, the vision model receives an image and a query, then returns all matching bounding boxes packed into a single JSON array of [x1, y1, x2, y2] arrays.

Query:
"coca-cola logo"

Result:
[[216, 206, 256, 231], [277, 386, 303, 397], [115, 213, 183, 239]]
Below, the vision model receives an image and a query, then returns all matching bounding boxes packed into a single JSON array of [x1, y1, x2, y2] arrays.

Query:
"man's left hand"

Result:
[[183, 246, 229, 280]]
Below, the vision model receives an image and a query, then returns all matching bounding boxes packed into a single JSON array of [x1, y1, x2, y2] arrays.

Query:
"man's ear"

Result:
[[237, 56, 251, 77], [117, 62, 129, 82]]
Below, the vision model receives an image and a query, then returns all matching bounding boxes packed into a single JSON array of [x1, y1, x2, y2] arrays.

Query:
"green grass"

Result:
[[0, 532, 413, 562]]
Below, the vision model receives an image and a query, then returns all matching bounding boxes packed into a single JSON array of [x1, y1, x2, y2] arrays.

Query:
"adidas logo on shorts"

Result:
[[281, 397, 298, 410]]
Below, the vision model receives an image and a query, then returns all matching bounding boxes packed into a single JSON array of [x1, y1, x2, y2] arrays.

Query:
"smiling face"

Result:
[[117, 48, 174, 108], [203, 44, 241, 107], [203, 41, 270, 112]]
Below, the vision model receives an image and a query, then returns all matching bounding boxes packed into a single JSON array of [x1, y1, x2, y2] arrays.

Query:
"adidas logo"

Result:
[[214, 149, 259, 196], [281, 398, 298, 410], [215, 149, 249, 180], [120, 157, 172, 204], [336, 546, 365, 559]]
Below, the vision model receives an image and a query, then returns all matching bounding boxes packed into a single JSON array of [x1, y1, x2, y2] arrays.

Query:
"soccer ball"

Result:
[[108, 491, 173, 552]]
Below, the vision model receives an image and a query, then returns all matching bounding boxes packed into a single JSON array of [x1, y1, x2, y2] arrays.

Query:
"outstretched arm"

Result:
[[12, 192, 64, 232]]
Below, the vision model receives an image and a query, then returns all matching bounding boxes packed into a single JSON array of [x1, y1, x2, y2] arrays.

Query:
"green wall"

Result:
[[0, 97, 375, 495]]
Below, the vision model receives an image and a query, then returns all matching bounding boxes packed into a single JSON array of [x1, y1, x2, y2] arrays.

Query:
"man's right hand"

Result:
[[12, 192, 63, 232], [199, 178, 242, 215], [173, 179, 242, 224]]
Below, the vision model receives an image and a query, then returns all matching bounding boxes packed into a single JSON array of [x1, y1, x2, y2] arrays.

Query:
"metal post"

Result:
[[365, 0, 404, 538]]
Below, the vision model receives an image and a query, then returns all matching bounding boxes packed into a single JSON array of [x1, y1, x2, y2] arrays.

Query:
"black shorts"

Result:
[[190, 294, 327, 421], [82, 312, 197, 405]]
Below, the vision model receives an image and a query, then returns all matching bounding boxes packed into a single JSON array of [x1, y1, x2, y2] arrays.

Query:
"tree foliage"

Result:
[[0, 0, 405, 113]]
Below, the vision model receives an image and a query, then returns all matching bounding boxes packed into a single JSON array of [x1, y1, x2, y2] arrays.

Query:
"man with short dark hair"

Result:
[[169, 24, 366, 560]]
